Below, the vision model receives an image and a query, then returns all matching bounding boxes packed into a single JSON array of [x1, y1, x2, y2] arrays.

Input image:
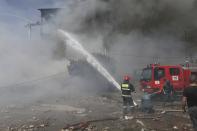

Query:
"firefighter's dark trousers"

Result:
[[188, 106, 197, 131], [163, 92, 174, 106], [122, 96, 134, 115], [165, 92, 174, 101]]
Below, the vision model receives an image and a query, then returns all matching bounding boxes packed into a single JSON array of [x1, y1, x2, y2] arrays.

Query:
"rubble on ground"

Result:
[[0, 89, 194, 131]]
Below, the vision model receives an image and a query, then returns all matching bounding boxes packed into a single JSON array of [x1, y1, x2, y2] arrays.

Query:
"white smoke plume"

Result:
[[0, 0, 69, 105], [54, 0, 197, 79], [1, 0, 197, 104]]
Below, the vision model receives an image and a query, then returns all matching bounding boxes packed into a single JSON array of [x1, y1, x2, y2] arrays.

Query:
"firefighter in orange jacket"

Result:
[[121, 75, 135, 115]]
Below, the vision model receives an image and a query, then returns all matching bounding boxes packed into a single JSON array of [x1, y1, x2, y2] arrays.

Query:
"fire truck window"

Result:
[[154, 68, 165, 80], [170, 68, 180, 75], [141, 68, 152, 81]]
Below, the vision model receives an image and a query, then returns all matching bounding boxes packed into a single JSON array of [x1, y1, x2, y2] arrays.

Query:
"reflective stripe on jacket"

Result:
[[122, 84, 129, 88], [121, 83, 132, 96]]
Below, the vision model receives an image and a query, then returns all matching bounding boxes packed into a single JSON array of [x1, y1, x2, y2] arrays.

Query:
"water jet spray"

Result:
[[58, 29, 137, 106]]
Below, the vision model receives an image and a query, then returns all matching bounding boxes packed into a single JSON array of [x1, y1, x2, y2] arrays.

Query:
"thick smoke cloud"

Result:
[[57, 0, 197, 37], [0, 0, 69, 105], [55, 0, 196, 79], [0, 0, 197, 104], [0, 25, 68, 104], [0, 0, 116, 106], [106, 0, 197, 62]]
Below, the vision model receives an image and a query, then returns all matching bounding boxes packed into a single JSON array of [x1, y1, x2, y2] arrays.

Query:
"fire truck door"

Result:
[[169, 68, 183, 88]]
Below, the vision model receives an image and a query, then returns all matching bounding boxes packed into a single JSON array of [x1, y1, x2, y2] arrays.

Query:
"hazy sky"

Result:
[[0, 0, 66, 22], [0, 0, 67, 37], [2, 0, 63, 9]]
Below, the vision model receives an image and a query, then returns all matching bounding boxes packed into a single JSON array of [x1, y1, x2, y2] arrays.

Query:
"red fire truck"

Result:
[[140, 63, 197, 94]]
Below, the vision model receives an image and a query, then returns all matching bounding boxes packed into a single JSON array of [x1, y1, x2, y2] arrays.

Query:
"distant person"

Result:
[[121, 75, 135, 117], [162, 79, 174, 106], [182, 75, 197, 131]]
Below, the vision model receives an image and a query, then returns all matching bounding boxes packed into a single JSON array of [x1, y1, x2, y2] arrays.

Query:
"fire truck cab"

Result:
[[140, 63, 197, 94]]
